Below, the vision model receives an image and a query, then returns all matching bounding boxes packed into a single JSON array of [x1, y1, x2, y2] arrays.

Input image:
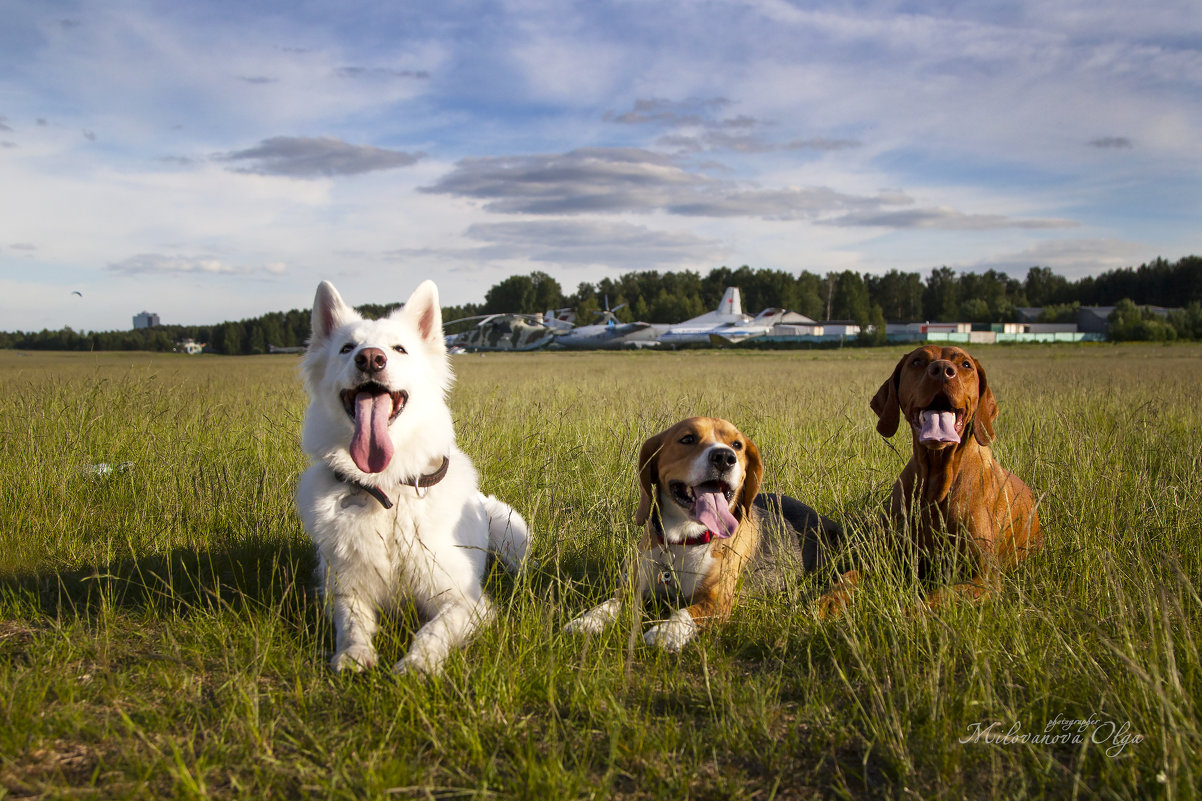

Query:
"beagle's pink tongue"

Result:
[[920, 410, 960, 444], [349, 392, 395, 473], [693, 491, 739, 538]]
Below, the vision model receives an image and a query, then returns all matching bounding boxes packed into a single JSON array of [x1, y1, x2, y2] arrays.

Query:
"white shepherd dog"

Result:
[[296, 280, 531, 675]]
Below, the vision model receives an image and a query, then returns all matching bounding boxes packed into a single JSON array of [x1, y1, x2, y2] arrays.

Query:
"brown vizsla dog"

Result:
[[820, 345, 1041, 615]]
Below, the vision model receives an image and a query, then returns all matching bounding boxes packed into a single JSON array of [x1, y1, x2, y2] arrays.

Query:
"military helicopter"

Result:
[[444, 308, 575, 352]]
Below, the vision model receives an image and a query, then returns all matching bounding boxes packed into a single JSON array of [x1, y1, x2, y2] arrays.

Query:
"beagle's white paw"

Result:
[[643, 608, 697, 652], [564, 599, 620, 634]]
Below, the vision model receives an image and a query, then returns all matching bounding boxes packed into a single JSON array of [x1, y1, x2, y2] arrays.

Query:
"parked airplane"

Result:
[[553, 300, 665, 350], [707, 308, 818, 346], [554, 316, 665, 349], [657, 287, 753, 347]]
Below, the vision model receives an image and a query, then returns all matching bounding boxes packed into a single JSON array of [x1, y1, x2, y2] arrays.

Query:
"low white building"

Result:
[[820, 321, 862, 337]]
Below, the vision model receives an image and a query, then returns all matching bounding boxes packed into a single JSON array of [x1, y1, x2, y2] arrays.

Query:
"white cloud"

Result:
[[967, 238, 1158, 279], [216, 136, 423, 177], [423, 147, 1074, 229], [464, 219, 722, 266], [828, 206, 1079, 231], [108, 254, 246, 275]]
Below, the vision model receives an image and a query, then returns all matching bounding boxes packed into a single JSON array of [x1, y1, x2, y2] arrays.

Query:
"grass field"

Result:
[[1, 344, 1199, 799]]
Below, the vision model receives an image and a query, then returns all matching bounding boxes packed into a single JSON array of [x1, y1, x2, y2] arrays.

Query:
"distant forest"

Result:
[[4, 255, 1201, 353]]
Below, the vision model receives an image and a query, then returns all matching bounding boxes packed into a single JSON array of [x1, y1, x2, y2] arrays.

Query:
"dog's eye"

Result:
[[962, 360, 971, 369], [911, 357, 924, 367], [393, 345, 407, 355], [731, 440, 743, 451], [339, 343, 354, 354], [679, 434, 697, 445]]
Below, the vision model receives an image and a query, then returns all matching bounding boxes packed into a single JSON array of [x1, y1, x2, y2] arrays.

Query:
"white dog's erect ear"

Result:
[[311, 281, 358, 343], [397, 280, 443, 344]]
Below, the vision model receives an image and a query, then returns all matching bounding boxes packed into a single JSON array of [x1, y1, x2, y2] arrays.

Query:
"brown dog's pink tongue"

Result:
[[693, 491, 739, 538], [349, 392, 395, 473], [920, 410, 960, 443]]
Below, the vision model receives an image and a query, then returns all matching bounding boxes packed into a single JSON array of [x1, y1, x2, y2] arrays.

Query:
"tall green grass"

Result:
[[1, 345, 1198, 799]]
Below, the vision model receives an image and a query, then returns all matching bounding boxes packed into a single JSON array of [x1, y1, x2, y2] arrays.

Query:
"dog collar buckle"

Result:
[[409, 456, 450, 497]]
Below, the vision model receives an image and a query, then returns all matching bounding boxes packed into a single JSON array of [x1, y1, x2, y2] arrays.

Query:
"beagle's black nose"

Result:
[[709, 447, 737, 470]]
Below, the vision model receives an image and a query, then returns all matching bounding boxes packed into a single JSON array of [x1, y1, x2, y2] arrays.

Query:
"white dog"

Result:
[[296, 279, 531, 675]]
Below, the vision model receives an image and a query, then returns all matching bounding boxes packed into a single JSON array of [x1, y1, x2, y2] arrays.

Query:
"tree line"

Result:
[[3, 256, 1200, 353], [0, 308, 314, 355]]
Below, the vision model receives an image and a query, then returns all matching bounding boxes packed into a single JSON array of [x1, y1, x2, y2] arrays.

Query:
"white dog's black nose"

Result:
[[355, 347, 388, 374], [709, 447, 737, 470]]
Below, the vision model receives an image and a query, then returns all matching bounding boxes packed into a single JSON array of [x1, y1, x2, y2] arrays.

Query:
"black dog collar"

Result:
[[331, 456, 450, 510]]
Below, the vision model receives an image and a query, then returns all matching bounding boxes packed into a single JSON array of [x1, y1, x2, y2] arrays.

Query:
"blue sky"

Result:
[[2, 0, 1200, 332]]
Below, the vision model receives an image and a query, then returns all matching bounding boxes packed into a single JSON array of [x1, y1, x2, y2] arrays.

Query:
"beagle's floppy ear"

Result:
[[972, 357, 998, 445], [737, 436, 763, 520], [870, 355, 906, 437], [634, 430, 666, 526]]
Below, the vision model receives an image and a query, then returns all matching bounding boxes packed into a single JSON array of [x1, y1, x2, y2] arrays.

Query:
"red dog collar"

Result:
[[650, 514, 722, 546]]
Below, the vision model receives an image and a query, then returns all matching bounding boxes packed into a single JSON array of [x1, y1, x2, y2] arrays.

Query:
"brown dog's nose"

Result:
[[928, 360, 957, 380], [355, 347, 388, 374]]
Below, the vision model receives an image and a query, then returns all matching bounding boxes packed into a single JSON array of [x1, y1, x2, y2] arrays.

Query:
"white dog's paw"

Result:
[[330, 644, 378, 672], [393, 648, 444, 678], [643, 609, 698, 652], [564, 599, 620, 634]]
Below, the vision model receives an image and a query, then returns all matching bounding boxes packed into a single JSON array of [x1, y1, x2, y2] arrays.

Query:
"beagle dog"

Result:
[[566, 417, 841, 651], [818, 345, 1042, 616]]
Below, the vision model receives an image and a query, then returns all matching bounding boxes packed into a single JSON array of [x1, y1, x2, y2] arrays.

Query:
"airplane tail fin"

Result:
[[718, 287, 743, 316], [544, 308, 576, 330]]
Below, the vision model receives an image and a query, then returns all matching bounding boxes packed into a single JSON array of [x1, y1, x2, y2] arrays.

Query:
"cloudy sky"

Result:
[[2, 0, 1200, 332]]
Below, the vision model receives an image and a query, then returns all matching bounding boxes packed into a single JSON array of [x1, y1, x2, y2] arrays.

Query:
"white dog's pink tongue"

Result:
[[693, 490, 739, 538], [350, 392, 394, 473], [920, 410, 960, 443]]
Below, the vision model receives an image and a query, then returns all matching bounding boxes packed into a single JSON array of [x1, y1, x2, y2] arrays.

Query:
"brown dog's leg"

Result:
[[923, 573, 1000, 609], [682, 595, 730, 628], [816, 569, 863, 619]]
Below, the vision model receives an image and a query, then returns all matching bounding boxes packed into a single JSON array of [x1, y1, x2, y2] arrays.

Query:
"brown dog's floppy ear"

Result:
[[870, 355, 906, 437], [973, 357, 998, 445], [737, 436, 763, 520], [634, 430, 666, 526]]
